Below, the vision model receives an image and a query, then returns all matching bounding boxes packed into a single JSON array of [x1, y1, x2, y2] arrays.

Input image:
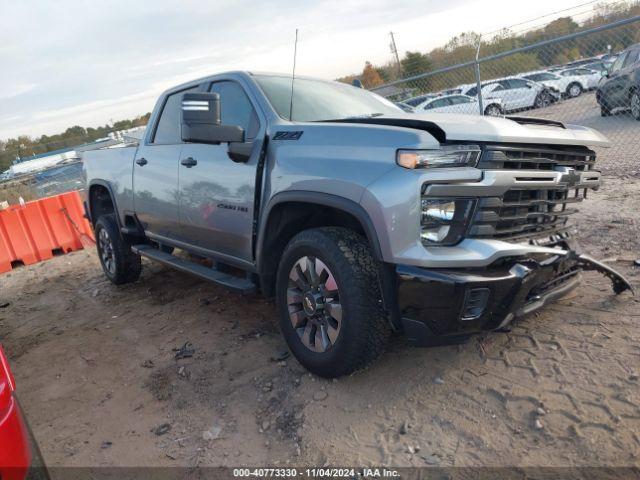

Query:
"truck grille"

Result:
[[468, 145, 598, 244], [477, 145, 596, 171]]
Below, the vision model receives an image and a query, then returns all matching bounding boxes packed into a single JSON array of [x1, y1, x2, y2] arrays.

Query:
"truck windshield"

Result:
[[253, 74, 402, 121]]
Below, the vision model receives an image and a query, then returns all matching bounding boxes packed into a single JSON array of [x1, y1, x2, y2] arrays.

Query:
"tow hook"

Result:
[[571, 252, 635, 295]]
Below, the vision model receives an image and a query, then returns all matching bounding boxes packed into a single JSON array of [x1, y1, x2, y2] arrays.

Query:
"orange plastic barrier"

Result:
[[0, 191, 94, 274]]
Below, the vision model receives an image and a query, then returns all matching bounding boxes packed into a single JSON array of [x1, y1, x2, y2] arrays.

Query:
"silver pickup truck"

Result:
[[82, 71, 632, 378]]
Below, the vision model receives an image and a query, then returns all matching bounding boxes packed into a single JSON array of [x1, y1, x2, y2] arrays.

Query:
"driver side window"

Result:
[[623, 49, 639, 68], [209, 81, 259, 140], [611, 52, 628, 72]]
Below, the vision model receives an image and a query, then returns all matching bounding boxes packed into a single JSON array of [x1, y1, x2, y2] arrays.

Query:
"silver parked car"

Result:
[[415, 94, 503, 116]]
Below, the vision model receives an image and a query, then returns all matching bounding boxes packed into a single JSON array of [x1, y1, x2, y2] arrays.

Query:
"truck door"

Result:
[[133, 86, 198, 240], [177, 80, 263, 262], [602, 51, 629, 109], [504, 79, 536, 110]]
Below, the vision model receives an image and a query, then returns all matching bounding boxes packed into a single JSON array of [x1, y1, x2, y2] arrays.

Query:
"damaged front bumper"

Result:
[[396, 250, 633, 346]]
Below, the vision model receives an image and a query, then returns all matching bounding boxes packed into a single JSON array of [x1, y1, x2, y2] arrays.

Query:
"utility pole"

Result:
[[389, 32, 401, 75]]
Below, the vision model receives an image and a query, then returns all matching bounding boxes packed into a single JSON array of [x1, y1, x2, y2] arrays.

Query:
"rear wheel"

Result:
[[95, 214, 141, 285], [276, 227, 390, 378], [631, 90, 640, 120], [484, 104, 503, 116]]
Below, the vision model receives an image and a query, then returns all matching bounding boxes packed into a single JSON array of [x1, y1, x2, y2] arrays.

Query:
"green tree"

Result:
[[0, 113, 152, 172], [401, 51, 432, 78]]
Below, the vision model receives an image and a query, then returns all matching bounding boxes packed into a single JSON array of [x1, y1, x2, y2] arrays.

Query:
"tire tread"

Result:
[[276, 227, 391, 377], [95, 214, 142, 285]]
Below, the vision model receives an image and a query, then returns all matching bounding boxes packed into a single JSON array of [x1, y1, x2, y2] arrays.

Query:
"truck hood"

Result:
[[327, 113, 610, 147]]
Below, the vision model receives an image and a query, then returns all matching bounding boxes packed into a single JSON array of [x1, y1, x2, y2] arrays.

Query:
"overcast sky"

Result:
[[1, 0, 597, 140]]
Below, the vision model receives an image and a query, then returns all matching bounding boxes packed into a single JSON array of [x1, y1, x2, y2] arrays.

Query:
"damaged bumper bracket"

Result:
[[573, 252, 635, 295]]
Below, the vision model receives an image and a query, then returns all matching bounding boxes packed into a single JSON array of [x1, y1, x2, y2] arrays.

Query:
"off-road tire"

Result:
[[600, 99, 612, 117], [95, 214, 142, 285], [276, 227, 391, 378]]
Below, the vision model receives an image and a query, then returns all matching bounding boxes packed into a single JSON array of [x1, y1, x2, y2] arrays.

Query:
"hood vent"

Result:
[[506, 116, 566, 129], [320, 117, 447, 143]]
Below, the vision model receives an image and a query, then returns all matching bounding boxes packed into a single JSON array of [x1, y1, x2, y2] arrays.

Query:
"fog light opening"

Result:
[[460, 288, 490, 321]]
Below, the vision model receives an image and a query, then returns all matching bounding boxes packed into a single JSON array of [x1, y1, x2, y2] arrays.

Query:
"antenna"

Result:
[[289, 28, 299, 121]]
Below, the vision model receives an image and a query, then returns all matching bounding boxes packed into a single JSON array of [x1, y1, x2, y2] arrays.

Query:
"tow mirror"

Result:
[[180, 92, 244, 145]]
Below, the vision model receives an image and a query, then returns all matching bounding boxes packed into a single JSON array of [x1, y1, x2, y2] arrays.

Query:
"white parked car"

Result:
[[403, 93, 438, 108], [472, 78, 554, 112], [415, 94, 503, 116], [519, 71, 569, 99], [556, 67, 601, 97]]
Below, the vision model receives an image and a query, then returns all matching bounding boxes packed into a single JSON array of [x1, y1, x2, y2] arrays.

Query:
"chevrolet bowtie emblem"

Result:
[[558, 167, 581, 188]]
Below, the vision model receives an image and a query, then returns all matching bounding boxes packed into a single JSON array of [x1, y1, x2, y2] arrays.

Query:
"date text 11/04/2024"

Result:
[[232, 468, 400, 477]]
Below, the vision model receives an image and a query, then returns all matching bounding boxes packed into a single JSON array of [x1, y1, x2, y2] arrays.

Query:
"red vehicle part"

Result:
[[0, 345, 31, 480]]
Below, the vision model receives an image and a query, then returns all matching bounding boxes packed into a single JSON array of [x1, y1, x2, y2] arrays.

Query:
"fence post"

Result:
[[475, 35, 483, 116]]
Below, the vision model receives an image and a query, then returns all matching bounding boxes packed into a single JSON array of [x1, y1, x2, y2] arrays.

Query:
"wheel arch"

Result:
[[87, 180, 118, 227], [256, 191, 383, 296], [484, 102, 503, 115], [567, 81, 583, 92]]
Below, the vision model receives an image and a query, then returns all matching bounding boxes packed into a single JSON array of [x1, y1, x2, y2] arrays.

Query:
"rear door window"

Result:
[[425, 98, 451, 109], [507, 79, 529, 89], [449, 96, 472, 105]]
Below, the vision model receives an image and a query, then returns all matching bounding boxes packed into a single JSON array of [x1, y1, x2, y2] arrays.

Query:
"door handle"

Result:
[[136, 157, 148, 166], [181, 157, 198, 168]]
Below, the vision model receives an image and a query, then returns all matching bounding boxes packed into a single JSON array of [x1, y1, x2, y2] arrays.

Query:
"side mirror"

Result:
[[601, 69, 609, 78], [180, 92, 244, 145]]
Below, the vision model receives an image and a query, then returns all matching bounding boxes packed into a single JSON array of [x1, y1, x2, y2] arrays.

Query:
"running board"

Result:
[[131, 244, 256, 294]]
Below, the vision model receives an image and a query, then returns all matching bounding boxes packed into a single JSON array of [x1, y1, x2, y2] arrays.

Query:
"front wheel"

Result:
[[276, 227, 390, 378], [599, 96, 612, 117], [95, 214, 142, 285], [534, 92, 552, 109], [631, 91, 640, 120]]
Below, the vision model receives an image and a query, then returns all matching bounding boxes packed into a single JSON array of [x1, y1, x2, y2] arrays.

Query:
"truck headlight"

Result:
[[397, 145, 480, 169], [421, 198, 475, 245]]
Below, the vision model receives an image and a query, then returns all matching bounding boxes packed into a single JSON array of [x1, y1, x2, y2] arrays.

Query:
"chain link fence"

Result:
[[0, 161, 84, 204], [372, 15, 640, 177]]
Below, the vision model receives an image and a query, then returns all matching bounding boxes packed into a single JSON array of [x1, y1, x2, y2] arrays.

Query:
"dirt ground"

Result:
[[1, 176, 639, 471]]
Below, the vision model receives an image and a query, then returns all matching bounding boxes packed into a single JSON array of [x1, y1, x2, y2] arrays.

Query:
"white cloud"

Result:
[[0, 83, 37, 100], [0, 0, 597, 139]]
